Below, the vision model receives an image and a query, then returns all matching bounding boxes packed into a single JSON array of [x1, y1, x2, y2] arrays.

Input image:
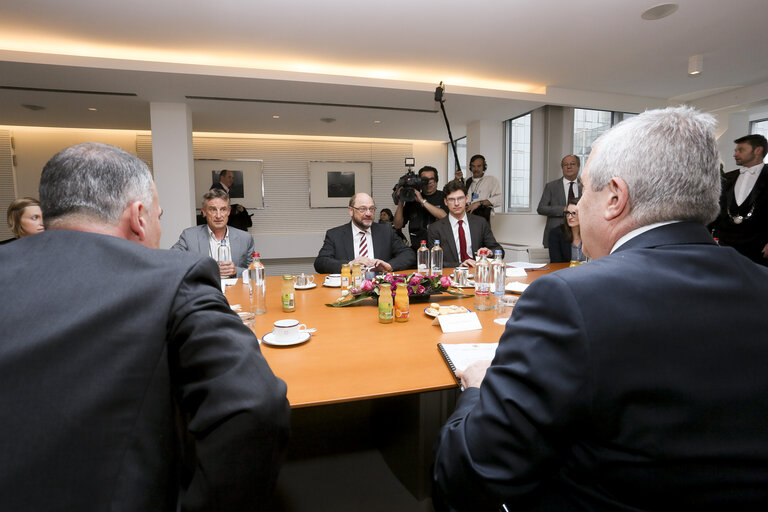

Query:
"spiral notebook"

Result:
[[437, 342, 499, 387]]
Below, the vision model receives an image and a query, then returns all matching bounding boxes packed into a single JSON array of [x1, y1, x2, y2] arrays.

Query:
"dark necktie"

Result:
[[458, 220, 470, 262], [567, 181, 575, 203]]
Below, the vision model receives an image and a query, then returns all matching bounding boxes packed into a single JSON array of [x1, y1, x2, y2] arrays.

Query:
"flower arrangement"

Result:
[[326, 272, 471, 307]]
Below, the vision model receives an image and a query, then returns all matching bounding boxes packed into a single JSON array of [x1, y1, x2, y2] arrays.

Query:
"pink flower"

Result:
[[361, 280, 374, 292], [440, 276, 452, 288], [408, 275, 422, 286], [383, 273, 395, 283], [416, 285, 426, 294]]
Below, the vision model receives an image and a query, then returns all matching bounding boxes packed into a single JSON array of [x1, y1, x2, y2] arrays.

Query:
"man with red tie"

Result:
[[709, 134, 768, 266], [426, 180, 504, 268]]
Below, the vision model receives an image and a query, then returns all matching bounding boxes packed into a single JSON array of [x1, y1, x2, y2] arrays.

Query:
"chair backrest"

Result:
[[527, 247, 550, 264]]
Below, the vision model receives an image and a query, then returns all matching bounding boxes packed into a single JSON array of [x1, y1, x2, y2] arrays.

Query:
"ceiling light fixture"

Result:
[[688, 54, 703, 76], [641, 3, 679, 20], [88, 107, 98, 111], [272, 115, 280, 119]]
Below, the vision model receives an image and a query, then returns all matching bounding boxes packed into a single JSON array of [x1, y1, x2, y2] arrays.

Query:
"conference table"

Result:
[[224, 263, 568, 503]]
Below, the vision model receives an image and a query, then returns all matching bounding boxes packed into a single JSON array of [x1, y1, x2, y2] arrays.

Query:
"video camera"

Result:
[[392, 158, 423, 204]]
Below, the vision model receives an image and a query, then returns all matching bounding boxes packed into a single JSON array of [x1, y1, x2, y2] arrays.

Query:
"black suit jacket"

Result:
[[426, 214, 503, 267], [434, 222, 768, 510], [710, 164, 768, 265], [314, 221, 416, 273], [547, 226, 571, 263], [0, 230, 290, 511]]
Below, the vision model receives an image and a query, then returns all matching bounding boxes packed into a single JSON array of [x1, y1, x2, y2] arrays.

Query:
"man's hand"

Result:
[[413, 189, 424, 204], [456, 360, 492, 389], [371, 259, 393, 272], [454, 169, 464, 181], [218, 261, 237, 277], [762, 243, 768, 259], [466, 201, 480, 212], [461, 258, 477, 268]]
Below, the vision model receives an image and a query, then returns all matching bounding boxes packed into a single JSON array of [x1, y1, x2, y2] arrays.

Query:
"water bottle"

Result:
[[474, 250, 492, 311], [430, 240, 444, 276], [417, 240, 429, 274], [248, 252, 266, 315], [491, 249, 505, 309], [217, 240, 231, 262]]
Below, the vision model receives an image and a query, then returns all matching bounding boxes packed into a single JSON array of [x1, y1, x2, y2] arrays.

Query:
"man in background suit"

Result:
[[0, 143, 289, 511], [172, 188, 255, 277], [314, 192, 415, 273], [537, 154, 583, 247], [709, 134, 768, 265], [427, 179, 503, 268], [433, 107, 768, 510]]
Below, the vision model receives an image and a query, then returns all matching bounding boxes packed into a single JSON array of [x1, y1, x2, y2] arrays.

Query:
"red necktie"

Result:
[[458, 220, 470, 262], [359, 231, 369, 258]]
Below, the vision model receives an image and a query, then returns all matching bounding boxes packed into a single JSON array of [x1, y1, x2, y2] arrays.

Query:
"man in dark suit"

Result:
[[433, 107, 768, 510], [426, 180, 503, 268], [172, 188, 255, 277], [537, 154, 583, 247], [0, 143, 290, 511], [709, 134, 768, 266], [314, 192, 415, 273]]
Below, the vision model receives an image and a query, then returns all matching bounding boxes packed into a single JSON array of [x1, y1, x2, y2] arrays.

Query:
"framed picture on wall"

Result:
[[194, 159, 264, 208], [308, 161, 372, 208]]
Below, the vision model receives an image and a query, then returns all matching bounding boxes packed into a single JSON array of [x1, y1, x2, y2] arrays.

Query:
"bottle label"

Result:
[[282, 292, 294, 309], [379, 301, 393, 320]]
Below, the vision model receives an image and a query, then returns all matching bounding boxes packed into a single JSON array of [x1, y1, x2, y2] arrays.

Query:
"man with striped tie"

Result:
[[314, 193, 415, 274]]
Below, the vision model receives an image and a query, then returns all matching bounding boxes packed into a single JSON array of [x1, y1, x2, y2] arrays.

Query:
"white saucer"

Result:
[[295, 282, 317, 290], [323, 280, 341, 288], [261, 331, 311, 346]]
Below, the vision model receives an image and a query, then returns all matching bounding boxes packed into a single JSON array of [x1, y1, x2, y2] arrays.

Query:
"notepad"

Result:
[[437, 342, 499, 387]]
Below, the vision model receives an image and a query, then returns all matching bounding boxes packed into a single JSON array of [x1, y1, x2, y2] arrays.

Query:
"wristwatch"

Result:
[[421, 199, 428, 206]]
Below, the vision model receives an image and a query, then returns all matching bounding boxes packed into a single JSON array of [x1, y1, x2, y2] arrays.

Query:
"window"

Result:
[[504, 113, 532, 210], [447, 137, 466, 178], [573, 109, 636, 164], [751, 119, 768, 164]]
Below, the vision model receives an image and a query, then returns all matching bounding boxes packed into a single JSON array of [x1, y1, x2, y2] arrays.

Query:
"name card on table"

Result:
[[436, 312, 483, 333]]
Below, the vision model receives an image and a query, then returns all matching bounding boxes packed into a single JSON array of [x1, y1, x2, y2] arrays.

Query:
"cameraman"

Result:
[[394, 166, 448, 248]]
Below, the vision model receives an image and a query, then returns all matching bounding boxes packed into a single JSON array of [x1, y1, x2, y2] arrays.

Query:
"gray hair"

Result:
[[586, 105, 721, 226], [202, 188, 230, 206], [39, 143, 154, 226]]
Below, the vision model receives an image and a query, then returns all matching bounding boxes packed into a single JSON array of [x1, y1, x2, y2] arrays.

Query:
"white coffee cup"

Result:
[[294, 273, 315, 287], [325, 274, 341, 285], [273, 319, 308, 340]]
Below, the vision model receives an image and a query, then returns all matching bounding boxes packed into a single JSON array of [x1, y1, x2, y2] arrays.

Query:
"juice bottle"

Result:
[[281, 274, 295, 312], [352, 263, 362, 288], [378, 282, 393, 323], [340, 263, 351, 296], [394, 282, 409, 322]]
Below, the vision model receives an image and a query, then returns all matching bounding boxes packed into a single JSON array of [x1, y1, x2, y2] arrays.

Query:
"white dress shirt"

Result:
[[352, 225, 374, 259], [448, 214, 474, 261], [207, 226, 231, 260], [734, 164, 763, 205]]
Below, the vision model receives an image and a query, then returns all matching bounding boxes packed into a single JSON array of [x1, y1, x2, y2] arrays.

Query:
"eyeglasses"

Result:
[[351, 206, 376, 214], [565, 211, 578, 217], [446, 197, 466, 204]]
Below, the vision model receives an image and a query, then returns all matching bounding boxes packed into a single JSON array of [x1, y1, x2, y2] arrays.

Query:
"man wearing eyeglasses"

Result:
[[426, 180, 503, 268], [538, 155, 583, 247], [394, 166, 448, 248], [314, 193, 415, 273]]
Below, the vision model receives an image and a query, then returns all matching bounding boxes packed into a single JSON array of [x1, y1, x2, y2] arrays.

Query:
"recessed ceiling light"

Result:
[[641, 3, 679, 20], [272, 115, 280, 119], [373, 120, 381, 124], [688, 54, 703, 76], [88, 107, 98, 111]]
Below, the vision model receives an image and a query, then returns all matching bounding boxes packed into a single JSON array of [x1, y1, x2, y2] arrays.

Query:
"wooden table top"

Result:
[[225, 264, 567, 408]]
